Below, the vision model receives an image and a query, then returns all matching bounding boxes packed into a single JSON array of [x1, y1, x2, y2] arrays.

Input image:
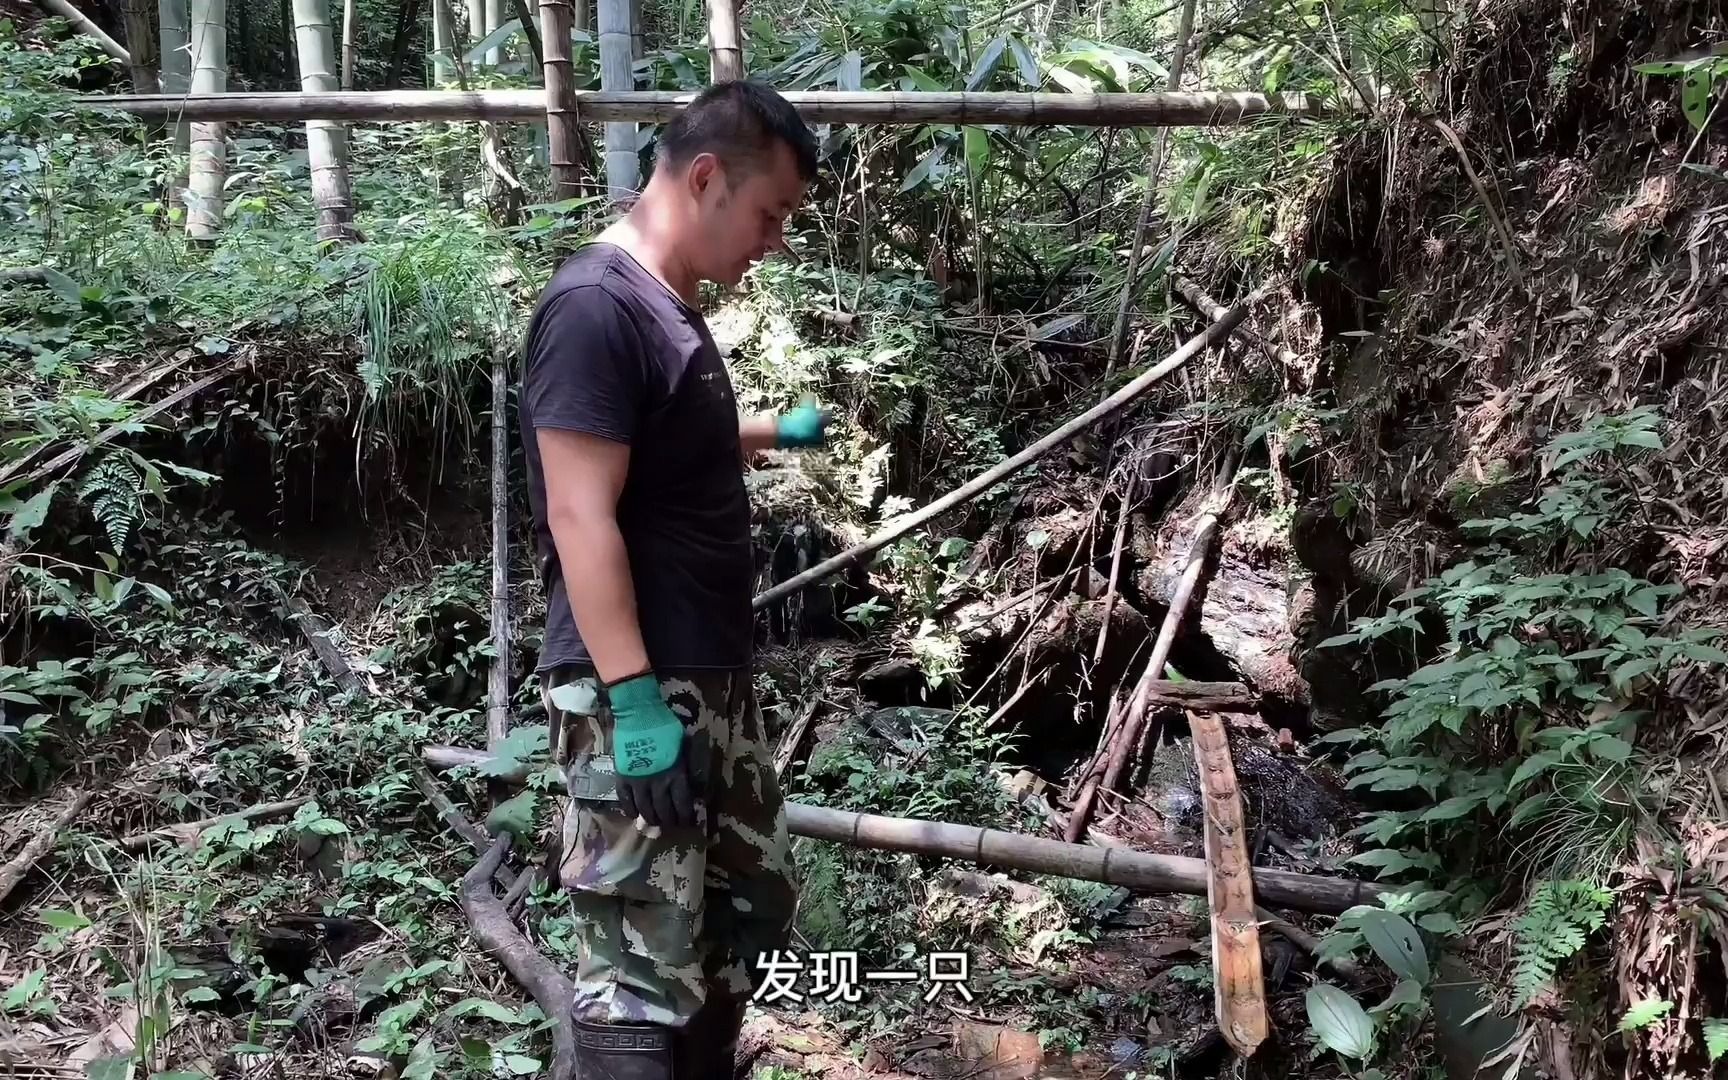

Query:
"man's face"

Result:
[[687, 142, 808, 286]]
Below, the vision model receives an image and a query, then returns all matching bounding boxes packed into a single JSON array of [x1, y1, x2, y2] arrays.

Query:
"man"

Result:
[[518, 80, 825, 1080]]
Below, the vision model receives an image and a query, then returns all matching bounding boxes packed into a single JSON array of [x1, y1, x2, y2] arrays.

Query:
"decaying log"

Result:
[[285, 598, 367, 696], [1067, 456, 1237, 841], [1191, 710, 1267, 1056], [83, 88, 1332, 126], [0, 790, 95, 906], [754, 300, 1253, 610], [0, 266, 49, 285], [1140, 680, 1256, 712], [423, 746, 1379, 914], [461, 835, 576, 1080], [119, 796, 311, 851]]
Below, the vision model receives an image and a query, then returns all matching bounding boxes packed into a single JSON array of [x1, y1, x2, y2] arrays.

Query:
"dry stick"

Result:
[[756, 300, 1253, 611], [1191, 707, 1267, 1056], [1104, 0, 1199, 377], [422, 747, 1378, 914], [412, 764, 519, 890], [1257, 906, 1365, 985], [85, 88, 1334, 126], [119, 797, 311, 852], [462, 835, 576, 1080], [1066, 454, 1236, 842], [1425, 117, 1527, 295], [0, 790, 95, 905], [33, 0, 132, 62], [16, 361, 242, 490], [773, 697, 822, 779], [1091, 477, 1136, 667]]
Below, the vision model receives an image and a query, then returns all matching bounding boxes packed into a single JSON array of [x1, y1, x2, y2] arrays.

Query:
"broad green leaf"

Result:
[[181, 986, 221, 1003], [1683, 642, 1728, 664], [1418, 912, 1463, 936], [1509, 751, 1562, 789], [966, 36, 1010, 92], [485, 789, 540, 841], [838, 50, 862, 91], [1704, 1017, 1728, 1062], [1421, 795, 1482, 823], [1357, 909, 1430, 985], [1618, 998, 1673, 1031], [1305, 983, 1374, 1059], [963, 126, 990, 173], [447, 997, 528, 1024], [41, 267, 83, 306], [1619, 429, 1664, 452], [84, 1058, 134, 1080], [1008, 36, 1041, 87], [1681, 69, 1715, 131], [402, 1036, 444, 1080], [6, 483, 59, 542], [503, 1055, 541, 1075], [465, 19, 524, 64], [1370, 978, 1425, 1016], [899, 143, 950, 192]]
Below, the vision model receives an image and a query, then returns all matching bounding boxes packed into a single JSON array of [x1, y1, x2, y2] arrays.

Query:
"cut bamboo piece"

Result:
[[486, 353, 512, 799], [0, 791, 94, 905], [538, 0, 583, 200], [420, 745, 1379, 914], [34, 0, 132, 63], [597, 0, 636, 201], [284, 596, 366, 696], [1191, 709, 1268, 1056], [755, 298, 1253, 611], [83, 88, 1330, 126]]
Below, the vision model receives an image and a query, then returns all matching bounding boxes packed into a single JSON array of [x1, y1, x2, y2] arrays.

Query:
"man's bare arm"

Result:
[[537, 428, 650, 683], [739, 413, 779, 457]]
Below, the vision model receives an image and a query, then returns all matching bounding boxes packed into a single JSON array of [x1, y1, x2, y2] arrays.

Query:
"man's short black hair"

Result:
[[655, 79, 819, 184]]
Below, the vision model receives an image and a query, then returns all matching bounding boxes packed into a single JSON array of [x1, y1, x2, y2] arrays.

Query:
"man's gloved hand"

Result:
[[774, 400, 829, 449], [604, 672, 699, 829]]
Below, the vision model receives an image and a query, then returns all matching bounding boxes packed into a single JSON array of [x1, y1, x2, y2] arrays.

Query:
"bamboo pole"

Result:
[[597, 0, 637, 201], [430, 0, 455, 83], [538, 0, 583, 200], [34, 0, 132, 63], [121, 0, 160, 91], [483, 0, 504, 64], [421, 745, 1379, 913], [158, 0, 191, 157], [627, 0, 641, 58], [184, 0, 226, 241], [292, 0, 358, 243], [486, 354, 512, 770], [1191, 708, 1268, 1056], [1106, 0, 1198, 375], [340, 0, 356, 87], [705, 0, 740, 82], [83, 88, 1329, 126], [753, 298, 1252, 612]]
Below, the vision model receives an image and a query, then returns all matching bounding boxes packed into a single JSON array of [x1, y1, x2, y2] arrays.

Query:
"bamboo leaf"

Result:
[[839, 50, 863, 91], [1008, 35, 1040, 87], [899, 143, 950, 192], [465, 19, 523, 64], [966, 35, 1009, 92], [1306, 983, 1375, 1059], [963, 126, 990, 174], [899, 63, 947, 92]]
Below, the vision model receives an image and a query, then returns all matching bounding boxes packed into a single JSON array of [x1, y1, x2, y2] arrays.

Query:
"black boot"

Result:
[[674, 993, 746, 1080], [573, 1018, 676, 1080]]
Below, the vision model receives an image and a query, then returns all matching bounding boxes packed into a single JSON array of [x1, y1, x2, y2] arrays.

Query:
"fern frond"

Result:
[[1511, 879, 1612, 1008], [76, 456, 143, 553]]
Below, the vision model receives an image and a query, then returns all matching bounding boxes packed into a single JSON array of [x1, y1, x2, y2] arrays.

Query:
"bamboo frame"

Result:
[[82, 88, 1329, 127]]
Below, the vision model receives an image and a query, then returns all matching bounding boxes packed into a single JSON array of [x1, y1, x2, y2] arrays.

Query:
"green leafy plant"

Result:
[[1511, 880, 1611, 1008], [1635, 48, 1728, 131]]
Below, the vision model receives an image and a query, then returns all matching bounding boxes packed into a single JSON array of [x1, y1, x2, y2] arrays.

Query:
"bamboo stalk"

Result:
[[1191, 709, 1268, 1056], [420, 745, 1378, 913], [121, 0, 160, 91], [538, 0, 583, 200], [340, 0, 356, 87], [484, 0, 504, 64], [753, 298, 1252, 612], [705, 0, 740, 82], [0, 791, 94, 905], [184, 0, 226, 241], [82, 88, 1329, 126], [158, 0, 191, 158], [34, 0, 132, 63], [486, 354, 512, 772], [292, 0, 358, 244], [598, 0, 637, 201], [430, 0, 455, 83], [1105, 0, 1198, 374]]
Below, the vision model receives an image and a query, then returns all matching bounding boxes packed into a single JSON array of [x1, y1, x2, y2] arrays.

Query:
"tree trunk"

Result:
[[430, 0, 454, 83], [185, 0, 226, 242], [292, 0, 358, 243], [539, 0, 583, 200], [598, 0, 635, 201], [340, 0, 357, 87], [705, 0, 738, 81], [122, 0, 160, 91], [158, 0, 190, 158], [386, 0, 422, 87]]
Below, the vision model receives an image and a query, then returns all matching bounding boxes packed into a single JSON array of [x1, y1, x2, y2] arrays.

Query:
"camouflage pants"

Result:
[[543, 665, 797, 1028]]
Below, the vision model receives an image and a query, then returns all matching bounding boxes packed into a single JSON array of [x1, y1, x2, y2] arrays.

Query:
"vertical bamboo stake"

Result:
[[1104, 0, 1198, 376], [341, 0, 357, 87], [571, 0, 587, 32], [292, 0, 357, 243], [539, 0, 583, 201], [122, 0, 160, 91], [627, 0, 642, 58], [431, 0, 455, 83], [484, 0, 503, 63], [598, 0, 637, 202], [705, 0, 739, 82], [466, 0, 485, 50], [184, 0, 226, 241], [158, 0, 190, 158], [487, 354, 513, 780]]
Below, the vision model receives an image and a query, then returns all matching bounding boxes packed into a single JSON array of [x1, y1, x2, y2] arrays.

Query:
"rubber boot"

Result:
[[674, 993, 746, 1080], [573, 1018, 676, 1080]]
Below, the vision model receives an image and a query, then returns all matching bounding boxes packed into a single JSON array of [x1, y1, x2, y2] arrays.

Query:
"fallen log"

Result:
[[284, 598, 367, 697], [423, 746, 1378, 914], [0, 790, 94, 905], [1257, 906, 1365, 985], [81, 88, 1330, 127], [119, 796, 311, 852], [754, 298, 1254, 611], [0, 266, 49, 285], [1191, 709, 1267, 1056], [462, 835, 576, 1080], [1067, 455, 1236, 841]]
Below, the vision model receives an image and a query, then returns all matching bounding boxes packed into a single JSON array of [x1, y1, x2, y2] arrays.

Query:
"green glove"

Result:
[[604, 672, 699, 829], [775, 400, 829, 449]]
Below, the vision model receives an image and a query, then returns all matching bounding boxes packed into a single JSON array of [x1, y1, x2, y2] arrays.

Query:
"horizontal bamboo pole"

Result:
[[753, 297, 1254, 610], [79, 88, 1329, 126], [421, 745, 1377, 913]]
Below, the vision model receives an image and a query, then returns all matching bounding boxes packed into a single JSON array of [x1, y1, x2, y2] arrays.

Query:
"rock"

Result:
[[951, 1021, 1042, 1080]]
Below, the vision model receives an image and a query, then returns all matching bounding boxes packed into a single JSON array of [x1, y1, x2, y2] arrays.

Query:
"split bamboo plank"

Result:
[[82, 88, 1329, 127], [1191, 709, 1268, 1056]]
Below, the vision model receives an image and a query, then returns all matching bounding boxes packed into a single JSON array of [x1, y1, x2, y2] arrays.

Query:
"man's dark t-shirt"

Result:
[[520, 243, 753, 674]]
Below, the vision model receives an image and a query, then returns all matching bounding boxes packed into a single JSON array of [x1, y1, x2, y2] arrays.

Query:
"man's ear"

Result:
[[688, 152, 722, 199]]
